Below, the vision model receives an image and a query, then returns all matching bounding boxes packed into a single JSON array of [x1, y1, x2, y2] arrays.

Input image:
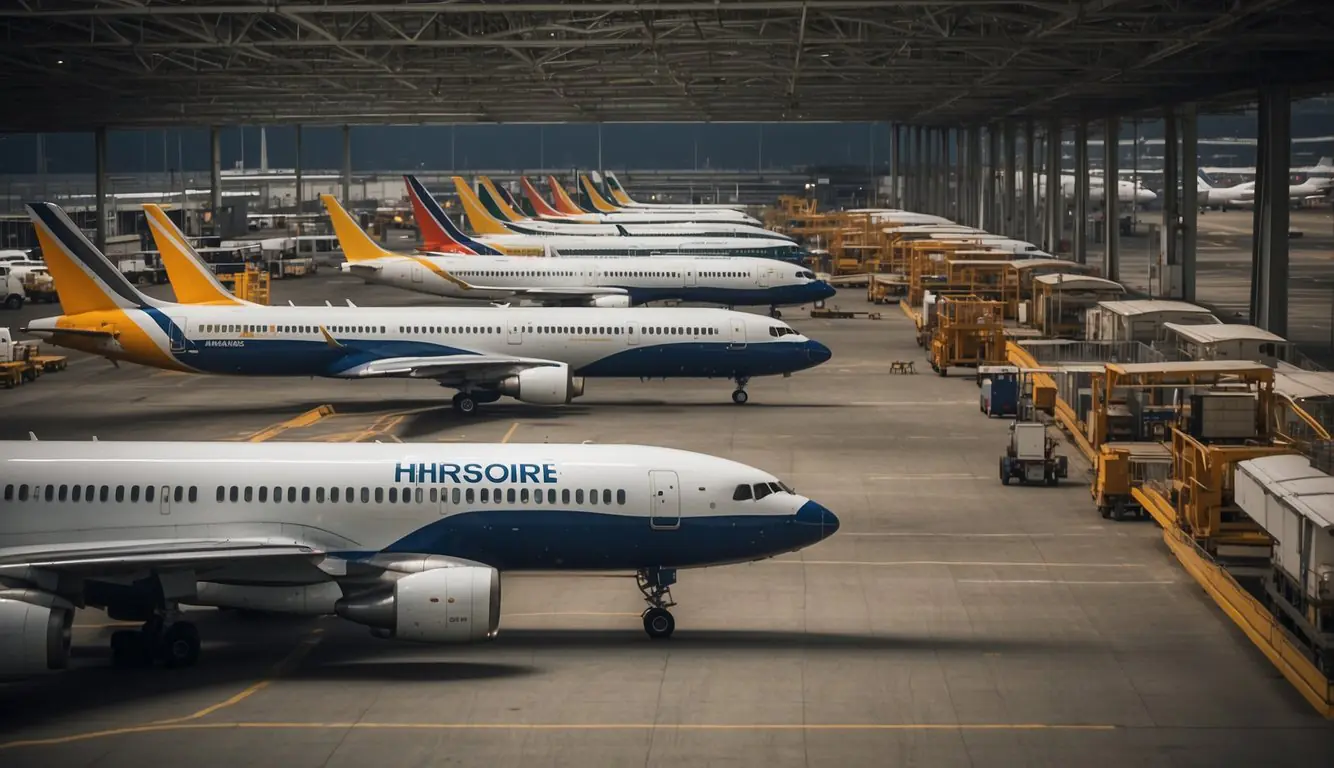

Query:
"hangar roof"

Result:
[[1, 1, 1332, 130]]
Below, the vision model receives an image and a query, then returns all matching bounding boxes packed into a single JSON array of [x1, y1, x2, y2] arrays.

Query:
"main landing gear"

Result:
[[731, 376, 750, 405], [110, 610, 201, 669], [452, 392, 478, 416], [637, 567, 677, 639], [768, 306, 783, 319]]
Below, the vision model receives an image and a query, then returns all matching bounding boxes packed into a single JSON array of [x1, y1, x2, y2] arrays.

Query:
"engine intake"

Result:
[[0, 598, 71, 678], [334, 565, 500, 643], [590, 294, 632, 308], [497, 364, 583, 404]]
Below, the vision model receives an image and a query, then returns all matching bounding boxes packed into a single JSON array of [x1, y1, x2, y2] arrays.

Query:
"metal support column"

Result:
[[967, 126, 982, 228], [983, 126, 999, 231], [955, 128, 966, 222], [938, 128, 950, 217], [889, 125, 901, 209], [1180, 104, 1198, 302], [1251, 87, 1290, 336], [915, 125, 927, 213], [341, 125, 352, 203], [1103, 116, 1120, 282], [1044, 118, 1061, 254], [922, 128, 935, 215], [294, 124, 304, 217], [1073, 119, 1089, 265], [1161, 108, 1179, 297], [209, 126, 222, 223], [1023, 120, 1035, 243], [94, 126, 108, 251], [1002, 121, 1017, 238]]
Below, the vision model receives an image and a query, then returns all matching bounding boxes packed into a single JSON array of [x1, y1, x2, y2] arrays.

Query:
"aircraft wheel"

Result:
[[731, 389, 749, 405], [452, 393, 478, 416], [159, 622, 201, 668], [642, 608, 675, 639]]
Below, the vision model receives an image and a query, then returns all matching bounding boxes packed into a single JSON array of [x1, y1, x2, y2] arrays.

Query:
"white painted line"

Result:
[[771, 560, 1147, 568], [956, 579, 1176, 585], [841, 532, 1112, 538]]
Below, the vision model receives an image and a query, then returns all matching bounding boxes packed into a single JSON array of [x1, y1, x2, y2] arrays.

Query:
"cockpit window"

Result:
[[753, 483, 772, 500], [768, 482, 784, 495], [797, 271, 818, 280], [769, 326, 799, 338], [732, 484, 753, 501]]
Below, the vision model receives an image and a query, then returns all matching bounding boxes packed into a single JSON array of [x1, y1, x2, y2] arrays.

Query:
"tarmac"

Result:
[[1, 274, 1333, 766]]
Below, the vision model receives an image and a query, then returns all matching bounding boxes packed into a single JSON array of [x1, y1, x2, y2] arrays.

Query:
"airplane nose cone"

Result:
[[1139, 190, 1157, 202], [795, 499, 840, 538], [814, 281, 838, 300], [804, 339, 832, 366]]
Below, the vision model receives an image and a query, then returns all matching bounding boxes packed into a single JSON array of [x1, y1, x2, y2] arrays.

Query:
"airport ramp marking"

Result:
[[242, 404, 336, 443]]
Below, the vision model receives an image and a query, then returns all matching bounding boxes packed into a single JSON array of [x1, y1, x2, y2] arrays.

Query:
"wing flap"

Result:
[[0, 538, 322, 576], [337, 355, 563, 381]]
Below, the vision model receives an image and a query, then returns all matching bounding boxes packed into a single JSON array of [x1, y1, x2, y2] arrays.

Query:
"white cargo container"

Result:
[[1165, 322, 1292, 367], [1084, 299, 1220, 344], [1234, 454, 1334, 604]]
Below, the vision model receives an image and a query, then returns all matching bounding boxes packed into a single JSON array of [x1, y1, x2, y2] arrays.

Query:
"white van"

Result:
[[0, 265, 27, 309]]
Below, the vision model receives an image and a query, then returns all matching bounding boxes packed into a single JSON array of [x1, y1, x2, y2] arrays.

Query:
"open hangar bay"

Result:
[[3, 2, 1334, 768]]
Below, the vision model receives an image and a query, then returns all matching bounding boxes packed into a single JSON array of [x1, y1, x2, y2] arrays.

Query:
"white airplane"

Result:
[[1020, 174, 1157, 204], [32, 202, 829, 411], [486, 176, 782, 238], [602, 171, 751, 212], [0, 438, 840, 674], [482, 174, 756, 226], [1196, 173, 1331, 209], [410, 176, 809, 262], [317, 195, 835, 318]]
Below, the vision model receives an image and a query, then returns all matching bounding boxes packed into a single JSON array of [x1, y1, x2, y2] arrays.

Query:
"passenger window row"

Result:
[[4, 484, 199, 504], [644, 327, 719, 337], [699, 271, 752, 278], [399, 326, 497, 335], [732, 481, 795, 501], [211, 485, 630, 507]]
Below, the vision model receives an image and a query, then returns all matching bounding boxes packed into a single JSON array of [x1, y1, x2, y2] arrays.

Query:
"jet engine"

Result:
[[0, 597, 72, 678], [497, 364, 584, 404], [334, 565, 500, 643], [590, 294, 632, 308]]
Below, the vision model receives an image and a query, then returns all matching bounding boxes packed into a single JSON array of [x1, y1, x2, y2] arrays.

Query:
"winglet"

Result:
[[403, 175, 500, 255], [28, 431, 38, 441], [321, 194, 396, 264], [546, 175, 587, 215], [579, 174, 619, 213], [477, 176, 527, 223], [520, 176, 567, 218], [143, 204, 249, 306], [605, 172, 637, 206], [25, 202, 158, 315], [318, 325, 346, 349], [451, 176, 513, 236]]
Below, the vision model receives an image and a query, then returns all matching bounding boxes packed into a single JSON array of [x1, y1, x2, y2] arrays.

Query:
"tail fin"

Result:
[[25, 202, 158, 314], [142, 204, 249, 306], [477, 176, 527, 223], [605, 172, 636, 205], [547, 175, 588, 214], [321, 194, 401, 263], [579, 174, 619, 212], [403, 175, 500, 255], [520, 176, 567, 218], [1196, 173, 1214, 190], [451, 176, 513, 236], [1318, 157, 1333, 168], [493, 183, 527, 218]]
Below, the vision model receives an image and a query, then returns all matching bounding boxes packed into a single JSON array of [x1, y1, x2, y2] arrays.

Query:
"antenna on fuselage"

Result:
[[346, 299, 357, 307]]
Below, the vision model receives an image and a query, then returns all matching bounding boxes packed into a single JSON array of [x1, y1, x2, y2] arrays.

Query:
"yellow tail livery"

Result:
[[142, 204, 249, 306]]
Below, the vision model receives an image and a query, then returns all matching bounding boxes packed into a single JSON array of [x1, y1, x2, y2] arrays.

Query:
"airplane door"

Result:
[[649, 470, 680, 530], [169, 318, 188, 353], [686, 262, 698, 287], [758, 267, 770, 287], [411, 264, 424, 283], [507, 319, 523, 345], [159, 485, 171, 515], [728, 317, 747, 349], [626, 322, 640, 346]]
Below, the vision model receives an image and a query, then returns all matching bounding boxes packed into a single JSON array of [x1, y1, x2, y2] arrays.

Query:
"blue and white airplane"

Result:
[[321, 194, 834, 318], [0, 439, 840, 673], [24, 202, 830, 411]]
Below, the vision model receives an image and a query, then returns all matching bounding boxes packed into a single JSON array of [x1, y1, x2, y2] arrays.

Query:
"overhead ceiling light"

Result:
[[56, 59, 64, 64]]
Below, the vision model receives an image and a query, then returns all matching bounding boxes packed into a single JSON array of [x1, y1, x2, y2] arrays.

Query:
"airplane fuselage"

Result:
[[26, 304, 831, 380]]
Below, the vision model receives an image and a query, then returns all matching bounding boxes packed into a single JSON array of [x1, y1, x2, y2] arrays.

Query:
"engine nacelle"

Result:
[[590, 294, 632, 308], [0, 598, 71, 678], [497, 364, 584, 404], [334, 565, 500, 643], [190, 581, 343, 616]]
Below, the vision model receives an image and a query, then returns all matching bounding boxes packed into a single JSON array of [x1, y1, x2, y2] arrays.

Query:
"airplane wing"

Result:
[[20, 326, 118, 339], [336, 354, 565, 384], [0, 538, 323, 580]]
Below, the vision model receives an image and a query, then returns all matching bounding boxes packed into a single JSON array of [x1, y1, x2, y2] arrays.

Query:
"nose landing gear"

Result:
[[768, 306, 783, 319], [637, 567, 677, 639], [731, 376, 750, 405]]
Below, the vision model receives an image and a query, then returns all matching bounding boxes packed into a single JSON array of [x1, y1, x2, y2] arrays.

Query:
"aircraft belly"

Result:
[[381, 509, 808, 570]]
